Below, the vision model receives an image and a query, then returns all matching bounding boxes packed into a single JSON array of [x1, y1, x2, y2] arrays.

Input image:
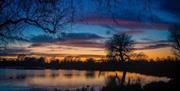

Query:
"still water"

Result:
[[0, 69, 170, 91]]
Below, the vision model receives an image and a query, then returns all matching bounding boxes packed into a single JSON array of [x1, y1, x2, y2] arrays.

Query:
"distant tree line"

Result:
[[0, 55, 179, 78]]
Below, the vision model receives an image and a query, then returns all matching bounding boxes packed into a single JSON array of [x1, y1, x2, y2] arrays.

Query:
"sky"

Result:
[[0, 0, 180, 59]]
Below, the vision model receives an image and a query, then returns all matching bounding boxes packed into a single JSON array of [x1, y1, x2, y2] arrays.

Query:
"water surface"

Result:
[[0, 69, 171, 91]]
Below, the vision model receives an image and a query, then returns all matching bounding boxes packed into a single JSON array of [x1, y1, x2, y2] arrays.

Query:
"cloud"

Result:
[[53, 39, 105, 48], [28, 43, 48, 48], [118, 30, 144, 35], [134, 39, 171, 50], [30, 33, 104, 43], [75, 17, 172, 30], [140, 38, 154, 41], [134, 43, 171, 50], [28, 33, 105, 48], [135, 40, 170, 45], [28, 38, 105, 49], [0, 47, 31, 56], [133, 39, 172, 50], [30, 34, 55, 43], [29, 37, 171, 51], [14, 53, 105, 58], [61, 33, 103, 40]]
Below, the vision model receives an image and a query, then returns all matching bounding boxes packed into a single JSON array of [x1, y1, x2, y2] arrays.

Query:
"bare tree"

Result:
[[169, 24, 180, 59], [106, 33, 134, 62], [0, 0, 74, 44], [0, 0, 70, 32]]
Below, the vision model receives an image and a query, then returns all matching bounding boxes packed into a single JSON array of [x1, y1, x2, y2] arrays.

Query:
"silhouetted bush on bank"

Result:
[[100, 78, 179, 91]]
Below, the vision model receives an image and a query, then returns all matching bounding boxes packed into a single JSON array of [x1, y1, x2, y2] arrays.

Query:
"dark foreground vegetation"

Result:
[[0, 56, 179, 78], [99, 75, 179, 91], [75, 78, 178, 91], [12, 76, 178, 91]]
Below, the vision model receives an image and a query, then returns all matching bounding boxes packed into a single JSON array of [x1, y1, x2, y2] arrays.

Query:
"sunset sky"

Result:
[[0, 0, 180, 59]]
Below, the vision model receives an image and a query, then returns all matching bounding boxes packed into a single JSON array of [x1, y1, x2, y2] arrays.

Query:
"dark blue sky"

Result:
[[1, 0, 180, 59]]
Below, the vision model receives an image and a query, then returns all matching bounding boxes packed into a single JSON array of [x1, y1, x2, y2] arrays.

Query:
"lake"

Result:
[[0, 69, 171, 91]]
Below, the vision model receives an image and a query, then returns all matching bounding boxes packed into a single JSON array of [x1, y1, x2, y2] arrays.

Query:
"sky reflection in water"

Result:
[[0, 69, 170, 90]]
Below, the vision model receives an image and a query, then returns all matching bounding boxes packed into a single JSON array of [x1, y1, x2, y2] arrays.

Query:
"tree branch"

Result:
[[0, 18, 55, 33]]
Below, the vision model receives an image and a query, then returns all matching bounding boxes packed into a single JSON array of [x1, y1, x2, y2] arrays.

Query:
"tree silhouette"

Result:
[[133, 52, 148, 61], [169, 24, 180, 59], [106, 33, 134, 62], [17, 54, 26, 61]]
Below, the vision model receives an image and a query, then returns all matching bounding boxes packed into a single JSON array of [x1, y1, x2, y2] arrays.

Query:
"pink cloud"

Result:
[[75, 17, 172, 30]]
